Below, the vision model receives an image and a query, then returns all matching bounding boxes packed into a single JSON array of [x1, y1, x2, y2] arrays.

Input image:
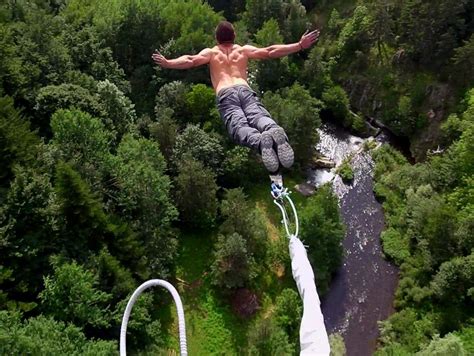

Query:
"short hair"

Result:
[[215, 21, 235, 44]]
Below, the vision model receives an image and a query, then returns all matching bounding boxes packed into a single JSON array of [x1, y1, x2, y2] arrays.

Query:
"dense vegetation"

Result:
[[373, 90, 473, 355], [0, 0, 472, 354], [0, 0, 343, 354]]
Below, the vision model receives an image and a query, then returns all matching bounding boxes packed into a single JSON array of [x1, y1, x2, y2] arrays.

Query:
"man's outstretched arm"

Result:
[[152, 48, 212, 69], [243, 29, 320, 59]]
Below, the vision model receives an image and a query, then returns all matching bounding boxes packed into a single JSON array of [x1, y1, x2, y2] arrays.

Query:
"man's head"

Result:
[[215, 21, 235, 44]]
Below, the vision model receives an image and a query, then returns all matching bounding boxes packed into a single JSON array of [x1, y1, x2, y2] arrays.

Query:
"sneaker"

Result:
[[260, 131, 280, 172], [269, 128, 294, 168]]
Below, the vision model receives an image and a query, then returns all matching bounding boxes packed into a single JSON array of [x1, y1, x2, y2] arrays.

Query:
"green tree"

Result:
[[327, 9, 343, 36], [0, 167, 58, 305], [430, 253, 474, 306], [0, 311, 116, 355], [452, 35, 474, 87], [154, 80, 189, 124], [111, 135, 178, 277], [53, 162, 144, 272], [211, 233, 256, 290], [96, 79, 137, 140], [329, 333, 346, 356], [0, 96, 40, 185], [220, 146, 261, 188], [0, 7, 72, 112], [322, 85, 352, 127], [378, 308, 439, 353], [35, 84, 102, 130], [50, 109, 113, 194], [91, 248, 135, 301], [173, 124, 224, 175], [336, 5, 372, 58], [405, 186, 459, 268], [206, 0, 245, 22], [247, 316, 294, 355], [335, 159, 354, 182], [185, 83, 219, 125], [301, 46, 334, 98], [64, 25, 129, 92], [418, 334, 466, 356], [274, 288, 302, 341], [373, 87, 474, 353], [175, 157, 218, 229], [39, 259, 112, 329], [282, 0, 309, 43], [152, 0, 222, 93], [254, 19, 291, 91], [381, 227, 410, 265], [219, 188, 267, 258], [280, 0, 308, 42], [456, 326, 474, 354], [397, 0, 470, 66], [149, 114, 179, 162], [298, 185, 345, 294], [113, 292, 163, 352], [242, 0, 284, 34]]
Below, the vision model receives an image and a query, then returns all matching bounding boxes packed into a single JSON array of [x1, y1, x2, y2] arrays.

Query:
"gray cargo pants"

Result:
[[216, 84, 280, 151]]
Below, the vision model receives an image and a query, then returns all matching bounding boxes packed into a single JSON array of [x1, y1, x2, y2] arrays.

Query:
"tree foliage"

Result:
[[1, 0, 473, 352], [0, 311, 116, 355], [247, 316, 295, 355], [110, 135, 178, 276], [274, 288, 302, 341], [374, 90, 474, 353], [39, 259, 112, 329], [219, 188, 267, 258], [0, 167, 58, 305], [254, 19, 291, 91], [173, 124, 224, 175], [174, 157, 218, 229], [211, 233, 256, 290], [298, 185, 345, 294], [0, 96, 40, 185]]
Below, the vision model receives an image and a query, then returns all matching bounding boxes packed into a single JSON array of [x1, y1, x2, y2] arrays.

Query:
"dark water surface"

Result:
[[309, 124, 399, 356]]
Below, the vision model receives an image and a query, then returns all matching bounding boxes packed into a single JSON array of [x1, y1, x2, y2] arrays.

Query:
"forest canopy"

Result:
[[0, 0, 473, 354]]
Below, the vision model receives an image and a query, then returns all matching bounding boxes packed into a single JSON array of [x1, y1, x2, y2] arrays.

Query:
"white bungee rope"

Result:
[[271, 185, 299, 238], [271, 181, 330, 355], [120, 279, 187, 356]]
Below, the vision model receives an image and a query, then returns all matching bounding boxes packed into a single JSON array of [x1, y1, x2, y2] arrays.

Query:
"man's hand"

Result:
[[152, 50, 168, 68], [299, 29, 320, 50]]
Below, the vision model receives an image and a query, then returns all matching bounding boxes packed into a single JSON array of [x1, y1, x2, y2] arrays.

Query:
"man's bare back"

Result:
[[208, 44, 250, 94]]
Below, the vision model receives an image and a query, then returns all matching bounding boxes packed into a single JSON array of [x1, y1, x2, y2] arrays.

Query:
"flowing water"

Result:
[[310, 124, 399, 356]]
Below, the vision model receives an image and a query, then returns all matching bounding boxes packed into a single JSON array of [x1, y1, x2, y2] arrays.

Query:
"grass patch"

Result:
[[159, 229, 249, 354]]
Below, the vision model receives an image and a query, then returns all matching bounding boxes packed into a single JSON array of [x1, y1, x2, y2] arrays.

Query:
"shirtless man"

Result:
[[152, 21, 319, 173]]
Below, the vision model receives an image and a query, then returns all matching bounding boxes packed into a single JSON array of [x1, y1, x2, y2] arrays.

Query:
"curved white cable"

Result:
[[273, 199, 291, 237], [273, 192, 299, 238], [120, 279, 187, 356], [285, 194, 299, 237]]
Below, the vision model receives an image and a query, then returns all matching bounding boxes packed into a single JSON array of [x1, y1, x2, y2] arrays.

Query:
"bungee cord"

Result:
[[120, 279, 187, 356]]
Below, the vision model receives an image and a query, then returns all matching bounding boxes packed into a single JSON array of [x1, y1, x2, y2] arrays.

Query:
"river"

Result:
[[309, 123, 399, 356]]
